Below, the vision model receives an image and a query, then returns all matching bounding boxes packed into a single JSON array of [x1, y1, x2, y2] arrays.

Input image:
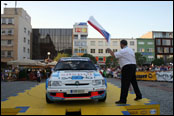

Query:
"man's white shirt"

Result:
[[114, 46, 136, 69]]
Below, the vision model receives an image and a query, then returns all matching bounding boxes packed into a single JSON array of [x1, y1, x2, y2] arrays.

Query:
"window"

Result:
[[1, 29, 6, 35], [91, 49, 95, 53], [147, 48, 154, 52], [24, 38, 26, 43], [98, 49, 103, 53], [74, 41, 80, 46], [28, 31, 30, 36], [157, 47, 163, 53], [164, 47, 169, 53], [147, 42, 153, 45], [1, 51, 5, 57], [81, 41, 87, 46], [113, 49, 117, 52], [98, 41, 103, 46], [170, 47, 173, 53], [105, 49, 109, 53], [74, 49, 78, 53], [139, 48, 145, 52], [138, 42, 144, 45], [74, 35, 78, 39], [81, 35, 87, 40], [8, 18, 14, 24], [7, 29, 14, 35], [112, 41, 118, 46], [1, 18, 6, 24], [7, 51, 12, 57], [90, 41, 95, 46], [28, 48, 30, 53], [156, 39, 161, 45], [162, 40, 171, 46], [7, 40, 12, 45], [130, 41, 134, 46], [23, 47, 26, 52], [24, 27, 26, 33], [28, 40, 30, 44]]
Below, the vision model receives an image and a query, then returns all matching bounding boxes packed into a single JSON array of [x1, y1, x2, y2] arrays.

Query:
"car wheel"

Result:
[[98, 93, 107, 102], [46, 94, 53, 103]]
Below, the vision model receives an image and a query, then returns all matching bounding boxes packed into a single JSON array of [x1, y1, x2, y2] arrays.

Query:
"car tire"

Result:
[[46, 94, 53, 103], [98, 93, 107, 102]]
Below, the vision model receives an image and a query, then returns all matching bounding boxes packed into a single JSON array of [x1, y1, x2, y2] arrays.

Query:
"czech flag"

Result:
[[87, 16, 111, 43]]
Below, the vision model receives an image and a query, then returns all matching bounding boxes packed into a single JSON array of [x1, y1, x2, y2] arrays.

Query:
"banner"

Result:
[[136, 72, 157, 81], [156, 71, 173, 82]]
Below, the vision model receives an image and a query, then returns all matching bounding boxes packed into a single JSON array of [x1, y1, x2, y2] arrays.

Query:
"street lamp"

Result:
[[47, 52, 51, 59]]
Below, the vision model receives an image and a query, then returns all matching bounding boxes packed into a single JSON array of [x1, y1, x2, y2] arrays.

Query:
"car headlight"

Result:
[[49, 81, 62, 86], [92, 80, 102, 86]]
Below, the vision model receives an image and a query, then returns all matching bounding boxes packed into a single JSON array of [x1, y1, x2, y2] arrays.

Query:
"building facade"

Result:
[[73, 22, 88, 56], [140, 31, 173, 62], [32, 28, 73, 60], [87, 38, 137, 65], [1, 8, 32, 65], [137, 38, 155, 64]]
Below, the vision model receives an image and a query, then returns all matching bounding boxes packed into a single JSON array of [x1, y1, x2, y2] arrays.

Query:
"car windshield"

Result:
[[54, 61, 97, 70]]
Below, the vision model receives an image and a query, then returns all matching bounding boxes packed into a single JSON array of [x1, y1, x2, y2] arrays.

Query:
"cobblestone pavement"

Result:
[[106, 78, 173, 115], [1, 79, 173, 115]]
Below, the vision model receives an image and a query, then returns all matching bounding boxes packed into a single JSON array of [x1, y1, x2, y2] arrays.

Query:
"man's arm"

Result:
[[106, 48, 116, 58]]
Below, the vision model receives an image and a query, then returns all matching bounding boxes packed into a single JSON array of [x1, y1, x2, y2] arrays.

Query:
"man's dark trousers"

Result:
[[120, 64, 142, 103]]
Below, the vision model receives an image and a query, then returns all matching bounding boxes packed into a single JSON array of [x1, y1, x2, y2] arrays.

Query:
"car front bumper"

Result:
[[46, 87, 106, 101]]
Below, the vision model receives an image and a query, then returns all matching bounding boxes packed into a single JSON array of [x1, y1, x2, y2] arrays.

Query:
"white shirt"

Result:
[[114, 46, 136, 69]]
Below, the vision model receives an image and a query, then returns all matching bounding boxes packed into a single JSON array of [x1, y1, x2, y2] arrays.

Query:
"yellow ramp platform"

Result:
[[1, 83, 160, 115]]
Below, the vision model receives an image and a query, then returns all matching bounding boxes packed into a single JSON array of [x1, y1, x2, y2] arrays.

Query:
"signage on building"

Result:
[[75, 28, 87, 33]]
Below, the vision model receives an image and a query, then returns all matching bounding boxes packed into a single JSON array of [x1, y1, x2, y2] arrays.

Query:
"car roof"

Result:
[[60, 57, 90, 61]]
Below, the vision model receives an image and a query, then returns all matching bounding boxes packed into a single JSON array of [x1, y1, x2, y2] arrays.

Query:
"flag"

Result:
[[87, 16, 110, 43]]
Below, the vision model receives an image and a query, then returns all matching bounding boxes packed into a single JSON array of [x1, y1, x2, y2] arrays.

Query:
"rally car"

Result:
[[46, 57, 107, 103]]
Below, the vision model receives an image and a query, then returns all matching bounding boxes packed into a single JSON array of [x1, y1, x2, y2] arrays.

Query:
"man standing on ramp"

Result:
[[107, 40, 142, 104]]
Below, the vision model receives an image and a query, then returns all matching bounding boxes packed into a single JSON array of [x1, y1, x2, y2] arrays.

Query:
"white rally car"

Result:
[[46, 57, 107, 103]]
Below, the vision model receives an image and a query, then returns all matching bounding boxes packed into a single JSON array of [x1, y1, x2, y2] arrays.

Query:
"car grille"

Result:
[[65, 83, 89, 86], [64, 93, 91, 97]]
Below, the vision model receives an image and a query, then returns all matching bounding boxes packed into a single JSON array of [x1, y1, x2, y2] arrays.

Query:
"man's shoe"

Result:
[[134, 97, 142, 101], [115, 101, 126, 104]]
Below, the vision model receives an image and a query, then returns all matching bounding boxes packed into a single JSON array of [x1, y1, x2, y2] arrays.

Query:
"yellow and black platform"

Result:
[[1, 83, 160, 115]]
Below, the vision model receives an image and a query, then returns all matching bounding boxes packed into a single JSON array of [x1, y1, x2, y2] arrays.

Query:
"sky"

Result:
[[1, 1, 173, 38]]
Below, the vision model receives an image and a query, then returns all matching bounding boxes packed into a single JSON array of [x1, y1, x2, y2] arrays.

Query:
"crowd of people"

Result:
[[1, 67, 53, 82], [99, 64, 173, 78]]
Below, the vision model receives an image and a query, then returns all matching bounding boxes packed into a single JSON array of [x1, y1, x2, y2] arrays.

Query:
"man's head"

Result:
[[120, 40, 128, 49]]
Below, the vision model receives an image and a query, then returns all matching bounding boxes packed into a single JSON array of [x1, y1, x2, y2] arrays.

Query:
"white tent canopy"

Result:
[[47, 61, 57, 66], [7, 59, 41, 66]]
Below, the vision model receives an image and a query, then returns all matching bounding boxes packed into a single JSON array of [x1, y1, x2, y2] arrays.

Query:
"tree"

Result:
[[81, 54, 97, 64], [152, 58, 164, 66], [135, 53, 146, 66], [105, 56, 118, 68], [53, 53, 70, 61]]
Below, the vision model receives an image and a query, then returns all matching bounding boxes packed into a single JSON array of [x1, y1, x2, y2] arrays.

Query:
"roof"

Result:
[[60, 57, 90, 61]]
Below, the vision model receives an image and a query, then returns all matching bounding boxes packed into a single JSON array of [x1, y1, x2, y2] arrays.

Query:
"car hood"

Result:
[[50, 70, 103, 80]]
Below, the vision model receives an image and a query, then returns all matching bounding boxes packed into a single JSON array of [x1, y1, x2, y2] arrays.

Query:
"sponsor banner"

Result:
[[156, 71, 173, 82], [136, 72, 157, 81]]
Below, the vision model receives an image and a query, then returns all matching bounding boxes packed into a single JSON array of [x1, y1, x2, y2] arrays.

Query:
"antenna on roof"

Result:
[[15, 1, 17, 15], [4, 3, 7, 8]]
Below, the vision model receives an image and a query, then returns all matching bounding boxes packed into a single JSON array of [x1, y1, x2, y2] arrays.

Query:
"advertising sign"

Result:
[[136, 72, 157, 81], [156, 71, 173, 82], [75, 28, 87, 33]]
